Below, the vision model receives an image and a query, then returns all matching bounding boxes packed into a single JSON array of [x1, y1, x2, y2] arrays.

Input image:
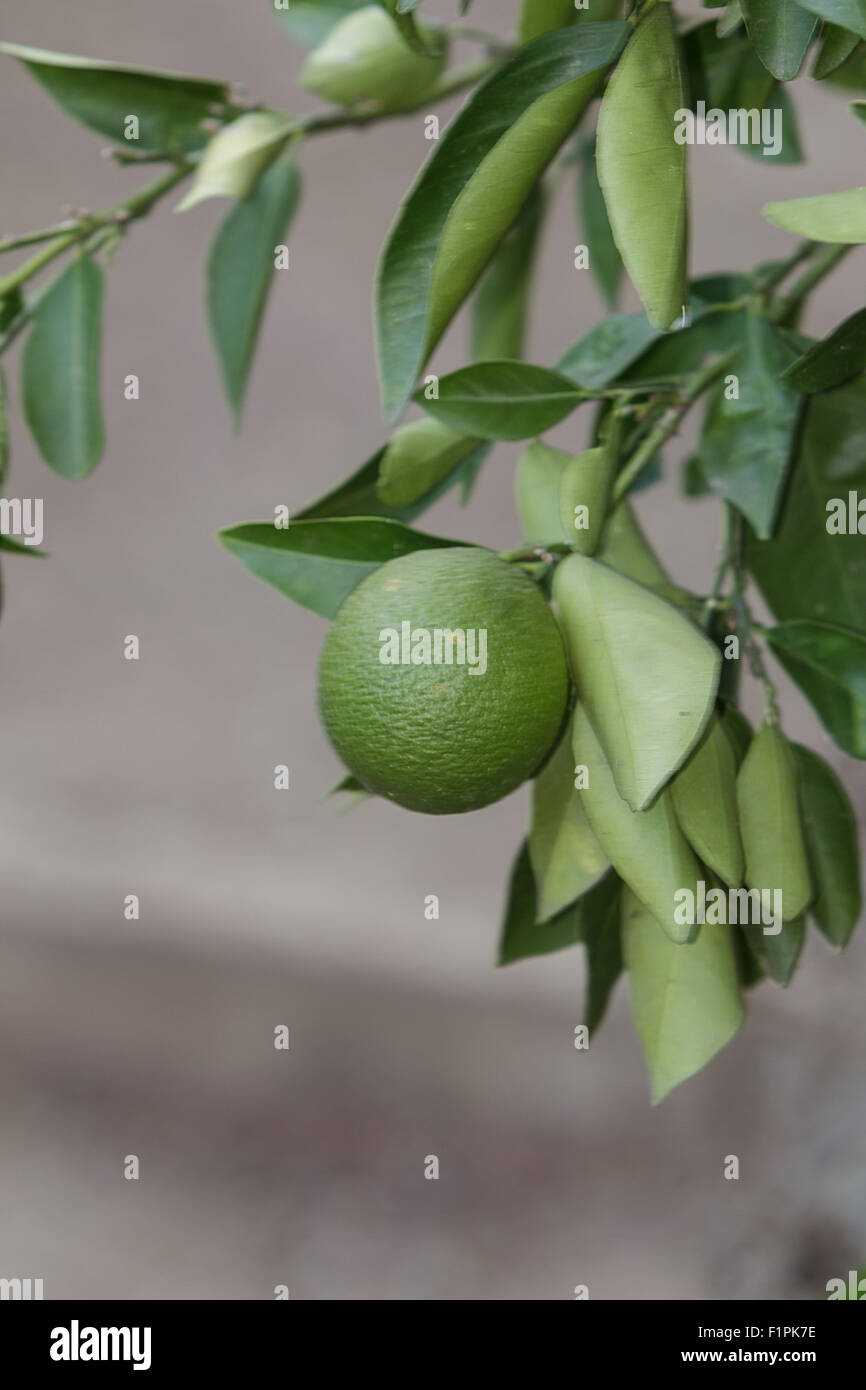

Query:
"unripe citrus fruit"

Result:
[[301, 7, 445, 113], [317, 547, 570, 814]]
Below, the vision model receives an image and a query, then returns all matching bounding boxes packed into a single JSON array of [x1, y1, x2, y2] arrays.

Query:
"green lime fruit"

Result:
[[301, 7, 445, 113], [317, 547, 570, 814]]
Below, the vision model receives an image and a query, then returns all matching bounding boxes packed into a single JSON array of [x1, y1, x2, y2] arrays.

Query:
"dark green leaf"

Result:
[[813, 22, 861, 74], [274, 1, 366, 48], [581, 871, 623, 1036], [376, 20, 628, 420], [747, 379, 866, 635], [529, 719, 609, 922], [766, 620, 866, 757], [470, 184, 546, 362], [206, 156, 300, 421], [219, 516, 469, 618], [21, 256, 104, 479], [742, 914, 805, 985], [416, 361, 583, 440], [497, 840, 584, 966], [782, 306, 866, 392], [557, 312, 660, 389], [793, 743, 862, 946], [0, 288, 22, 335], [578, 137, 622, 309], [740, 0, 818, 80], [0, 41, 230, 151], [795, 1, 866, 41], [0, 534, 46, 556], [720, 704, 753, 766], [699, 312, 802, 537]]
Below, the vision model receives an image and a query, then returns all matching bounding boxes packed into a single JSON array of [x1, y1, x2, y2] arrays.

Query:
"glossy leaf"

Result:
[[206, 156, 300, 421], [177, 111, 294, 210], [742, 914, 805, 985], [514, 440, 572, 543], [21, 256, 104, 479], [0, 41, 230, 151], [529, 718, 610, 923], [274, 1, 367, 48], [376, 418, 482, 507], [578, 136, 622, 308], [699, 313, 802, 538], [518, 0, 577, 42], [556, 312, 661, 389], [737, 723, 813, 921], [793, 743, 861, 946], [782, 306, 866, 392], [813, 22, 861, 74], [470, 185, 546, 363], [376, 20, 628, 420], [795, 0, 866, 41], [746, 379, 866, 636], [740, 0, 817, 80], [581, 871, 624, 1035], [671, 716, 744, 887], [218, 517, 467, 619], [763, 186, 866, 241], [622, 886, 744, 1104], [573, 706, 702, 944], [554, 555, 720, 810], [498, 840, 584, 965], [416, 361, 583, 440], [766, 620, 866, 757], [596, 3, 688, 329]]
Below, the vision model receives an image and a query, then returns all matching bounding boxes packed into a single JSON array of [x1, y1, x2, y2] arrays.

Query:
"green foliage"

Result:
[[2, 0, 864, 1106]]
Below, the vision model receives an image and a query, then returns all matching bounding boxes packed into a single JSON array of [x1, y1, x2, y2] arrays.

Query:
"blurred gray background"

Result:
[[0, 0, 863, 1300]]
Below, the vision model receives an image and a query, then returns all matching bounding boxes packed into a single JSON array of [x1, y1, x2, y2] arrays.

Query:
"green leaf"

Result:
[[470, 185, 546, 363], [747, 379, 866, 636], [671, 715, 745, 888], [781, 306, 866, 392], [737, 723, 813, 920], [720, 703, 753, 766], [741, 914, 805, 985], [573, 706, 703, 945], [497, 840, 585, 965], [553, 556, 720, 811], [581, 872, 623, 1036], [622, 886, 744, 1104], [518, 0, 577, 43], [0, 534, 47, 556], [699, 312, 802, 538], [813, 21, 861, 74], [379, 0, 440, 56], [416, 361, 583, 440], [793, 743, 861, 946], [740, 0, 818, 80], [578, 136, 622, 309], [559, 439, 618, 556], [0, 41, 230, 151], [529, 718, 610, 923], [795, 0, 866, 41], [596, 2, 689, 329], [514, 440, 572, 544], [375, 20, 628, 420], [376, 418, 482, 507], [596, 500, 671, 590], [766, 620, 866, 757], [274, 0, 366, 48], [557, 312, 660, 389], [21, 256, 104, 479], [177, 111, 294, 210], [763, 186, 866, 241], [206, 156, 300, 421], [297, 440, 487, 524], [683, 20, 803, 162], [218, 516, 468, 619]]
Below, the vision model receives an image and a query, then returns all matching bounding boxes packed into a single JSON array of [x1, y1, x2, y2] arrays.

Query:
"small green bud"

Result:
[[301, 7, 445, 113]]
